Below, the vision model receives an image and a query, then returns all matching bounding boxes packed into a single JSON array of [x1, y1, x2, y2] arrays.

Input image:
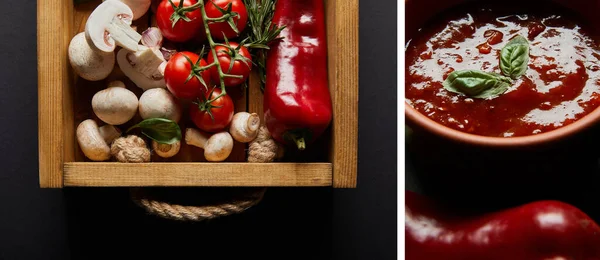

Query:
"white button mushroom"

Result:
[[68, 32, 115, 81], [86, 0, 142, 53], [105, 0, 152, 21], [229, 112, 260, 143], [76, 119, 122, 161], [152, 140, 181, 158], [117, 45, 166, 90], [185, 128, 234, 162], [138, 88, 182, 122], [92, 81, 139, 125]]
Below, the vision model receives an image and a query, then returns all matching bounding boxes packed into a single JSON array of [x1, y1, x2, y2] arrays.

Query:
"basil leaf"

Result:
[[126, 118, 182, 144], [500, 35, 529, 79], [443, 70, 512, 99]]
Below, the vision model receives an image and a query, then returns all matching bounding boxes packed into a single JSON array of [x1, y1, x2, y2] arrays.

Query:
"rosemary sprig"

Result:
[[242, 0, 285, 92]]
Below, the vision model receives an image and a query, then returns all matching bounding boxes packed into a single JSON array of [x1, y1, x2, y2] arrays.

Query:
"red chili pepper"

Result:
[[263, 0, 332, 150], [405, 190, 600, 260]]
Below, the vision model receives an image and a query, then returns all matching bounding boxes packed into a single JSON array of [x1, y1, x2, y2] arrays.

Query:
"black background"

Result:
[[0, 0, 397, 259]]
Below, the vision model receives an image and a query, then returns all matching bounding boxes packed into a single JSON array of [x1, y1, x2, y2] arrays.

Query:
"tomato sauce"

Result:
[[405, 5, 600, 137]]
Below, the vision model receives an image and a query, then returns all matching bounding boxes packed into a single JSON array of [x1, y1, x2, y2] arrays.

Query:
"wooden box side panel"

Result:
[[64, 162, 333, 187], [326, 0, 359, 188], [38, 0, 74, 188]]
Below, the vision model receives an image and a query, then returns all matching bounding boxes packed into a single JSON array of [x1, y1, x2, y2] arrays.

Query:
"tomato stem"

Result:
[[197, 0, 231, 104]]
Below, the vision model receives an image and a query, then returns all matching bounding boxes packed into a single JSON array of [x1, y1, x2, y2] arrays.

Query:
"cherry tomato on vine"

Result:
[[164, 51, 212, 100], [190, 88, 234, 132], [205, 0, 248, 40], [207, 42, 252, 87], [156, 0, 203, 42]]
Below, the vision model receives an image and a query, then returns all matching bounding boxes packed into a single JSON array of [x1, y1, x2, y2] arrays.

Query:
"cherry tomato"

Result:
[[207, 42, 252, 87], [156, 0, 203, 42], [164, 51, 212, 100], [205, 0, 248, 40], [190, 88, 234, 132]]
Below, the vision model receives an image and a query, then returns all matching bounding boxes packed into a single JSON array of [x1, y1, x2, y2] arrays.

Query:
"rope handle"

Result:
[[130, 187, 267, 221], [129, 126, 279, 221]]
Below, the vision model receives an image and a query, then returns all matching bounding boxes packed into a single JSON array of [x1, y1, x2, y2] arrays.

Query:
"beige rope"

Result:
[[130, 187, 267, 221], [129, 125, 278, 221]]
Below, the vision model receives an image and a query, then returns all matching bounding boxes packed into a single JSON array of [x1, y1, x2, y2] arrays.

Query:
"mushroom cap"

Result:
[[92, 86, 139, 125], [106, 0, 151, 20], [85, 0, 134, 52], [204, 132, 234, 162], [68, 32, 115, 81], [76, 119, 111, 161], [139, 88, 182, 122], [229, 112, 260, 143]]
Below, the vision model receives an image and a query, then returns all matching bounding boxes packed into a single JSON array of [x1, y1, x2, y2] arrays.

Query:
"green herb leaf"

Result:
[[500, 35, 529, 79], [242, 0, 286, 92], [126, 118, 182, 144], [443, 70, 512, 99]]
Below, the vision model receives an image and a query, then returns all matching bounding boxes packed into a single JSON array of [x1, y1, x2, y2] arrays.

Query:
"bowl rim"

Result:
[[405, 102, 600, 147]]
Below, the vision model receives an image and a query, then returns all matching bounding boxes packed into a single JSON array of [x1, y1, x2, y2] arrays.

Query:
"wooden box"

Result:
[[37, 0, 358, 188]]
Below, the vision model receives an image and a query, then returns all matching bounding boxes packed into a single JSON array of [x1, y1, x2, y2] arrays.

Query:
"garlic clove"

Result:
[[141, 27, 163, 48], [160, 46, 177, 61]]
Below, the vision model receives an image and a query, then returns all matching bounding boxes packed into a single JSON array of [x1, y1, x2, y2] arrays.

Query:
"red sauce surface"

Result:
[[405, 7, 600, 137]]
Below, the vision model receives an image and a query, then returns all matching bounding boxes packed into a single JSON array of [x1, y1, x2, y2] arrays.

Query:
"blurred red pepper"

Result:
[[405, 190, 600, 260], [263, 0, 332, 150]]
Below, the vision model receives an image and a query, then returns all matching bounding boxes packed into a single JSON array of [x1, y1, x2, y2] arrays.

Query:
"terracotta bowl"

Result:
[[405, 0, 600, 147]]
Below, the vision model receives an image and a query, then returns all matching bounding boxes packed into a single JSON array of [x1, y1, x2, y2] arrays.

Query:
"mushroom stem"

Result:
[[117, 47, 166, 90], [128, 46, 165, 79], [229, 112, 260, 143], [185, 128, 233, 162], [185, 128, 209, 149], [98, 125, 122, 144], [85, 0, 141, 52], [106, 16, 142, 52]]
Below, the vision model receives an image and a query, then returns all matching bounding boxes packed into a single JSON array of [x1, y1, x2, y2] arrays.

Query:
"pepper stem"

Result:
[[284, 129, 312, 151], [293, 136, 306, 150]]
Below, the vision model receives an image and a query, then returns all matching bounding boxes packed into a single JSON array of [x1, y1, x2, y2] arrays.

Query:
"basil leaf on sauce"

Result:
[[442, 70, 512, 99], [500, 35, 530, 79]]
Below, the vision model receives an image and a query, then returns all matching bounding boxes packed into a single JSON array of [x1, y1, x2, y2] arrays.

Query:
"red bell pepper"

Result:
[[263, 0, 333, 150], [405, 190, 600, 260]]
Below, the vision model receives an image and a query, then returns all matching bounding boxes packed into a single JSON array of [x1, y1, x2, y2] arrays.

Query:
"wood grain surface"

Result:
[[326, 0, 359, 188], [37, 0, 74, 188], [64, 162, 332, 187]]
